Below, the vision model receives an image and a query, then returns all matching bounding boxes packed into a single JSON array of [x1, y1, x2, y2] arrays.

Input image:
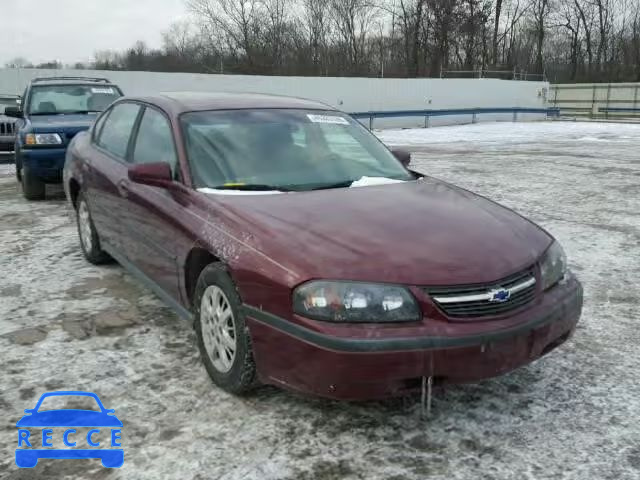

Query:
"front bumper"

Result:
[[245, 276, 583, 400], [20, 148, 67, 182], [0, 136, 14, 151]]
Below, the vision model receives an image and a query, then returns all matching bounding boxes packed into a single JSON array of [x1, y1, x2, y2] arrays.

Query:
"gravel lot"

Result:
[[1, 121, 639, 480]]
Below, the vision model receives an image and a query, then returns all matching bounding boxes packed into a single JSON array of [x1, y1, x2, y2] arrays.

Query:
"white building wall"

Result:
[[0, 68, 550, 128]]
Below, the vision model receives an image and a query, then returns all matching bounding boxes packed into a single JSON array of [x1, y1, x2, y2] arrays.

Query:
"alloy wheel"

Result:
[[200, 285, 237, 373], [78, 200, 93, 252]]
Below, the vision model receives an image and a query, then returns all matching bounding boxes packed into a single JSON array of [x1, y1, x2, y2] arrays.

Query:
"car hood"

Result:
[[16, 410, 122, 427], [28, 113, 96, 135], [206, 178, 552, 286]]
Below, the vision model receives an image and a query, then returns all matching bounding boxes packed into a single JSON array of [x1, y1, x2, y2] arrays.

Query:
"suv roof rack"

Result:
[[31, 76, 112, 84]]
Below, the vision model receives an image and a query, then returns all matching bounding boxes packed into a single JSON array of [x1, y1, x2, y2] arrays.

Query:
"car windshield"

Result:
[[37, 395, 101, 412], [28, 84, 121, 115], [181, 109, 413, 191]]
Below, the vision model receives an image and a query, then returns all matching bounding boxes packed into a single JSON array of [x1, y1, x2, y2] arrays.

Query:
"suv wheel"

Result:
[[194, 263, 257, 394], [21, 165, 45, 200], [15, 153, 22, 182], [76, 192, 111, 264]]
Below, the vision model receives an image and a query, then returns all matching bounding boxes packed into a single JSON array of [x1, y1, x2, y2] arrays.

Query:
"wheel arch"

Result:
[[184, 247, 223, 306]]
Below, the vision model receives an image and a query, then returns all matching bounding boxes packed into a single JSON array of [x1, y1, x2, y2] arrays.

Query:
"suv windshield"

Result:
[[28, 84, 121, 115], [182, 109, 413, 191]]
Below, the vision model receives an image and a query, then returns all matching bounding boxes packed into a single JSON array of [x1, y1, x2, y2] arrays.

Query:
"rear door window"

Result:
[[97, 103, 141, 159]]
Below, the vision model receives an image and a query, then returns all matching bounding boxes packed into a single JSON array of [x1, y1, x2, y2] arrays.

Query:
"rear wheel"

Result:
[[194, 263, 257, 394], [21, 165, 45, 200], [76, 191, 111, 264]]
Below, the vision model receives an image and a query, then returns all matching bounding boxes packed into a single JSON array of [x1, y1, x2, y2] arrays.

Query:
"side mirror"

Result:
[[392, 149, 411, 167], [24, 409, 34, 414], [128, 162, 173, 188], [4, 106, 23, 119]]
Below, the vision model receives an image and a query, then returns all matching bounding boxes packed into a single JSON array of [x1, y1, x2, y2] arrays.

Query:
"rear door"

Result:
[[85, 102, 142, 253], [118, 105, 184, 300]]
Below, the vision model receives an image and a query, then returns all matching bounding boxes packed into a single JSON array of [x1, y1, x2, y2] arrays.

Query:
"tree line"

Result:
[[6, 0, 640, 82]]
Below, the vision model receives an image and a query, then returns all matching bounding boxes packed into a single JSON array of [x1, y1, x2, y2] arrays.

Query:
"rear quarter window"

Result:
[[92, 109, 112, 143]]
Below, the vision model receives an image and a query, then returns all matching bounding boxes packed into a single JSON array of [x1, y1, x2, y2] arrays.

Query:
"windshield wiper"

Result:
[[212, 184, 293, 192]]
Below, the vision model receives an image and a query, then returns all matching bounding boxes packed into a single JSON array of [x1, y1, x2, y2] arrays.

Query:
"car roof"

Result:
[[29, 77, 118, 88], [126, 92, 336, 114], [31, 81, 119, 87]]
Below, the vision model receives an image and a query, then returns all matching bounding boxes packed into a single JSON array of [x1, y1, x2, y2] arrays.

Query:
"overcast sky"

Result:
[[0, 0, 189, 65]]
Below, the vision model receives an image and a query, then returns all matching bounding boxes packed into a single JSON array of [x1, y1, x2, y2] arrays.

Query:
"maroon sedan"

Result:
[[63, 93, 582, 400]]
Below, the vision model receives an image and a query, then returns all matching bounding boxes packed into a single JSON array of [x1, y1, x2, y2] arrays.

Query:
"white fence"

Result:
[[0, 68, 550, 128], [551, 83, 640, 119]]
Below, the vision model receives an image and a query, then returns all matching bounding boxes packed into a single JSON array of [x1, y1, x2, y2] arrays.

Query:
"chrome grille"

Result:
[[0, 121, 16, 135], [425, 268, 537, 318]]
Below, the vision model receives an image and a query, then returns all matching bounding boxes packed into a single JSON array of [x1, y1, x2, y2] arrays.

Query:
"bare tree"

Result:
[[531, 0, 550, 74], [301, 0, 331, 74], [329, 0, 380, 74], [188, 0, 264, 70], [391, 0, 428, 76], [573, 0, 594, 76], [493, 0, 504, 63], [82, 0, 640, 82], [4, 57, 33, 68]]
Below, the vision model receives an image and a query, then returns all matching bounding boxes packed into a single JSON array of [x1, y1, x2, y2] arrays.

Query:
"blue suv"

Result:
[[5, 77, 123, 200]]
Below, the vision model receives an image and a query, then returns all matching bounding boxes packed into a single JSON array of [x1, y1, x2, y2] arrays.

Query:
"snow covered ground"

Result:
[[0, 121, 639, 479]]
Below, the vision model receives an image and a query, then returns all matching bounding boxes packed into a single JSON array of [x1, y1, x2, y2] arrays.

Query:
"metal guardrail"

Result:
[[598, 107, 640, 113], [350, 107, 561, 129], [439, 69, 546, 81]]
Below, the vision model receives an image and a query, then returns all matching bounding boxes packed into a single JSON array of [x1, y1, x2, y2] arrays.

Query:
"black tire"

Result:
[[76, 191, 111, 264], [21, 165, 45, 200], [194, 263, 257, 394], [15, 151, 22, 182]]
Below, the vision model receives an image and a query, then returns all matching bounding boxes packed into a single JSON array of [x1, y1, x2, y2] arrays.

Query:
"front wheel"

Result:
[[21, 165, 45, 200], [194, 263, 257, 394], [15, 150, 22, 182], [76, 192, 111, 264]]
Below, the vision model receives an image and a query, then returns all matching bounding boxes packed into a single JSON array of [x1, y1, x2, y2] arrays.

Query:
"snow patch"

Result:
[[349, 176, 407, 188]]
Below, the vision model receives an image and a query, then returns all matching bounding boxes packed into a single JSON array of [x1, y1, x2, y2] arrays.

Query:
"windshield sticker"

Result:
[[91, 88, 115, 94], [306, 114, 349, 125]]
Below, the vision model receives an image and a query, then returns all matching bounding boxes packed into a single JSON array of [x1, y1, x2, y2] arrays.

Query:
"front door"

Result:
[[118, 106, 185, 301]]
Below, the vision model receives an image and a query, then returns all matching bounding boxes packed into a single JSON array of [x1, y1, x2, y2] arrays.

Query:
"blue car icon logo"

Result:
[[16, 391, 123, 468]]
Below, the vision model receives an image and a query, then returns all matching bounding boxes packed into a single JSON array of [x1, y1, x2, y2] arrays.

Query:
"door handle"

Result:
[[117, 179, 130, 198]]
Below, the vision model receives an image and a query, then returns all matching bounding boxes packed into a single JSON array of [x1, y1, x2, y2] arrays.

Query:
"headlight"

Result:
[[540, 241, 567, 290], [293, 281, 421, 323], [25, 133, 63, 146]]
